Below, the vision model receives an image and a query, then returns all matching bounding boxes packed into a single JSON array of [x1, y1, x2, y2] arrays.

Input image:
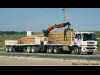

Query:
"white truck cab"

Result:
[[72, 32, 97, 54]]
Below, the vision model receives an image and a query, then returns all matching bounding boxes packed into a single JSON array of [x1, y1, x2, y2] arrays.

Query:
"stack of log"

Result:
[[17, 34, 46, 44], [17, 31, 75, 45], [48, 31, 75, 45], [18, 36, 35, 44]]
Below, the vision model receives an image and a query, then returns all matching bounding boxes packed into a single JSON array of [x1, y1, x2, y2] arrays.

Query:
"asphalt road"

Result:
[[0, 52, 100, 61]]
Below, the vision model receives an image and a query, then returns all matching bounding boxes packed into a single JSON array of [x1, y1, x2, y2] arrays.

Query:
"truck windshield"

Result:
[[83, 33, 96, 41]]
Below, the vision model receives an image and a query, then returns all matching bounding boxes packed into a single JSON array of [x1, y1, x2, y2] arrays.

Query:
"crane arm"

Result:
[[43, 22, 71, 37]]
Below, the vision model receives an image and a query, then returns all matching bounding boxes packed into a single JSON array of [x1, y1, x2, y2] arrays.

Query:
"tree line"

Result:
[[0, 31, 26, 35]]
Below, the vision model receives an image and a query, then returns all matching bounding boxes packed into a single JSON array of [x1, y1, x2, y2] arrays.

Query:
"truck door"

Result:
[[74, 34, 81, 46]]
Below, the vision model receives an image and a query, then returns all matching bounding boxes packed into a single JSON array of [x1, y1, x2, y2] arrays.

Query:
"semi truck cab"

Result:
[[72, 32, 97, 54]]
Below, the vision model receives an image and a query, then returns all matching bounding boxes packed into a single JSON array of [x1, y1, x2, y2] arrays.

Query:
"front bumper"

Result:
[[80, 51, 97, 55], [81, 46, 97, 53]]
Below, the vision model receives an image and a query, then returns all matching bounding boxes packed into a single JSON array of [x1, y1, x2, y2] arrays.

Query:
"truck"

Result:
[[4, 22, 97, 55]]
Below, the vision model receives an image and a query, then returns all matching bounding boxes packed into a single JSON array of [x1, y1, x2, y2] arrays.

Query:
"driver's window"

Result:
[[75, 34, 81, 40]]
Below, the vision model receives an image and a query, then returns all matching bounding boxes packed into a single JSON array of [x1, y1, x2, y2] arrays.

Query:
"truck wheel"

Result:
[[5, 47, 9, 52], [53, 48, 58, 54], [87, 52, 93, 55], [72, 47, 81, 55], [47, 48, 52, 53], [26, 49, 30, 53], [31, 48, 35, 53], [26, 47, 31, 53], [71, 50, 75, 54], [77, 48, 81, 54], [8, 47, 12, 52]]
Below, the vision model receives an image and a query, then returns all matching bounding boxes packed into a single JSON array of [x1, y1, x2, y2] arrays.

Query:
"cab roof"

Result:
[[75, 32, 95, 34]]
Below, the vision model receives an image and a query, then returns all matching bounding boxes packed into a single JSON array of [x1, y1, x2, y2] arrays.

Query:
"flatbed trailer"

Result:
[[5, 43, 72, 54]]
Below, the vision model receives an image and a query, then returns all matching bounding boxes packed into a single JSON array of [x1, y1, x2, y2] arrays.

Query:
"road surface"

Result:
[[0, 52, 100, 61]]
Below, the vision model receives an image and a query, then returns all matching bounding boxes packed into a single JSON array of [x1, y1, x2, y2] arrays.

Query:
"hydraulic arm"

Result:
[[43, 22, 71, 37]]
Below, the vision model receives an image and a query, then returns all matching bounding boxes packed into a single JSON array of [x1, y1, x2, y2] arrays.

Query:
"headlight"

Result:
[[83, 47, 86, 50]]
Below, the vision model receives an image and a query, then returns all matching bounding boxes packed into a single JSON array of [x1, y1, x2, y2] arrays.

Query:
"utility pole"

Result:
[[62, 8, 67, 22]]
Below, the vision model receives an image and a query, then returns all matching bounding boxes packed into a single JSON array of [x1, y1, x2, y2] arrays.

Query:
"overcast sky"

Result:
[[0, 8, 100, 32]]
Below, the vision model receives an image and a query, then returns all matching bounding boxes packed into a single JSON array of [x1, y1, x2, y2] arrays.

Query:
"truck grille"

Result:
[[86, 47, 95, 49], [87, 45, 95, 46], [87, 42, 94, 44]]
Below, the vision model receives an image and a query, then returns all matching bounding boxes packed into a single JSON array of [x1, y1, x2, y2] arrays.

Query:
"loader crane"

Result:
[[43, 22, 71, 37]]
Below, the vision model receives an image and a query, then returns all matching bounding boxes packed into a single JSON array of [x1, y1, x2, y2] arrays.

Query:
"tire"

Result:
[[72, 47, 81, 55], [87, 52, 93, 55], [53, 48, 58, 54], [31, 48, 35, 53], [5, 47, 9, 52], [47, 48, 52, 53], [77, 47, 81, 54], [71, 49, 75, 54], [26, 49, 30, 53], [26, 47, 31, 53], [8, 47, 12, 52]]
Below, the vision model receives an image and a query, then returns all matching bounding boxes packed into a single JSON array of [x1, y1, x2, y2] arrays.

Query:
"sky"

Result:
[[0, 8, 100, 32]]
